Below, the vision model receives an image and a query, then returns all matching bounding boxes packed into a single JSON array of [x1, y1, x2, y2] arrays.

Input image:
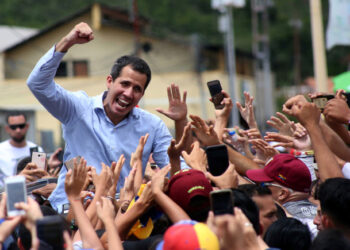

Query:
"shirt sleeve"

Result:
[[151, 120, 172, 168], [26, 45, 82, 125]]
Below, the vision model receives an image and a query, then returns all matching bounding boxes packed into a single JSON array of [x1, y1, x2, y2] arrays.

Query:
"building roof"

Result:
[[0, 25, 38, 52], [4, 3, 148, 53]]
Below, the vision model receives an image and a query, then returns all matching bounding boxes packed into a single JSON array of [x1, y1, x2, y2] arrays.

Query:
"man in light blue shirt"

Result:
[[27, 22, 172, 211]]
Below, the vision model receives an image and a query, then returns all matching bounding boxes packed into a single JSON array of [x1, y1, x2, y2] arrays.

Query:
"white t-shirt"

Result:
[[0, 140, 42, 177]]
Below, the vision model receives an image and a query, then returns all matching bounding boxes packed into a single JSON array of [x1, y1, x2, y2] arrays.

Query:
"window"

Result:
[[55, 62, 67, 77], [73, 61, 88, 76]]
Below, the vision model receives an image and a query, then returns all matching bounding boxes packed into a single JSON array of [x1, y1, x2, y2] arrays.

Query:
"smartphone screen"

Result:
[[205, 144, 229, 176], [5, 176, 27, 216], [32, 152, 47, 170], [210, 189, 234, 215], [64, 156, 81, 171], [312, 95, 334, 110], [207, 80, 225, 109]]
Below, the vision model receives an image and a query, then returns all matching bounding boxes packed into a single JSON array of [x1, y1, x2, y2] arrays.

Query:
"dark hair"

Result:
[[318, 178, 350, 232], [18, 206, 67, 250], [264, 218, 311, 250], [311, 229, 350, 250], [110, 56, 151, 91], [231, 189, 260, 235], [16, 156, 32, 174], [238, 184, 272, 197], [6, 110, 27, 124]]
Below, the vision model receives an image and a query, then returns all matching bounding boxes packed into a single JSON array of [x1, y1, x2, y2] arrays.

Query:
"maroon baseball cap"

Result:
[[246, 154, 311, 193], [167, 169, 213, 212]]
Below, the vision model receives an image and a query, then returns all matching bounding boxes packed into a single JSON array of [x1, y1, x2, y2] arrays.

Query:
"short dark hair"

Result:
[[264, 218, 311, 250], [311, 229, 350, 250], [318, 178, 350, 232], [110, 56, 151, 91], [231, 189, 261, 235], [238, 184, 272, 197], [6, 110, 27, 124]]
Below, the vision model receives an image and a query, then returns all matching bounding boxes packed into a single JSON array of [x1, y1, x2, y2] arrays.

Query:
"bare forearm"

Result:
[[104, 221, 123, 250], [326, 120, 350, 144], [319, 120, 350, 162], [70, 200, 103, 250], [226, 146, 259, 176], [169, 157, 181, 177], [115, 201, 147, 240], [154, 191, 190, 223], [307, 124, 343, 181]]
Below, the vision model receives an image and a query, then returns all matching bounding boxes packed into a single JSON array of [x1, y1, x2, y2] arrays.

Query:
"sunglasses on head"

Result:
[[9, 123, 26, 130]]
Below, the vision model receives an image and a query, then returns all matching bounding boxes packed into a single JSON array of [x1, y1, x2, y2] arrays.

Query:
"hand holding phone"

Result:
[[64, 156, 81, 171], [207, 80, 225, 109], [311, 94, 334, 110], [210, 189, 234, 215], [5, 175, 27, 217], [32, 152, 47, 171], [205, 144, 229, 176]]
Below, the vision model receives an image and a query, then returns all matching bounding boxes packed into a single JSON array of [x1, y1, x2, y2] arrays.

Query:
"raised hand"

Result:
[[107, 157, 124, 198], [266, 112, 294, 136], [181, 141, 207, 173], [65, 157, 88, 201], [96, 197, 116, 223], [92, 163, 113, 197], [156, 83, 187, 121], [249, 139, 279, 162], [236, 91, 258, 128], [282, 94, 309, 116], [264, 132, 312, 151], [151, 165, 171, 195], [56, 22, 94, 52], [47, 147, 63, 172], [19, 163, 47, 182], [190, 114, 220, 146]]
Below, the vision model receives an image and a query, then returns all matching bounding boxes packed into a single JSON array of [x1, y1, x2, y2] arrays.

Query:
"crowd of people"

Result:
[[0, 22, 349, 250]]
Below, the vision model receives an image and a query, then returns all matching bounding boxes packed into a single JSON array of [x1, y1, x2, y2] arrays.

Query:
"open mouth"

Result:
[[116, 98, 130, 108]]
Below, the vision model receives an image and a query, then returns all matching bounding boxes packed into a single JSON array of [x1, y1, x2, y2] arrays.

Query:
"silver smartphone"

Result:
[[32, 152, 47, 170], [5, 175, 27, 217]]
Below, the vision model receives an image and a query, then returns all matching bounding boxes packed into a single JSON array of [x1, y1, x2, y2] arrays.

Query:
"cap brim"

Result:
[[246, 168, 274, 183]]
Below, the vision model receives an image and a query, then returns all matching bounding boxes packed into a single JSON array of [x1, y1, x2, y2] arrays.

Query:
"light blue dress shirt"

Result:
[[27, 46, 172, 211]]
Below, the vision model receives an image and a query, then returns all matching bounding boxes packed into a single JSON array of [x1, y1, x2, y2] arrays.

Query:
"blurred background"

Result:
[[0, 0, 348, 152]]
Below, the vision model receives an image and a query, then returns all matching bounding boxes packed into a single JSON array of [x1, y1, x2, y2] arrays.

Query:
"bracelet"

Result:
[[0, 218, 5, 225], [106, 196, 114, 201]]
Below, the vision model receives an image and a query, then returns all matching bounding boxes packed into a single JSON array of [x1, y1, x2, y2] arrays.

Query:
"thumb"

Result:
[[205, 171, 216, 182], [181, 150, 189, 160]]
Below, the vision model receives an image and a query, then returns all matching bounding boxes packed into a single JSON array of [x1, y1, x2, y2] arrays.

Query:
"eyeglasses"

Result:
[[9, 123, 26, 130], [261, 182, 294, 193]]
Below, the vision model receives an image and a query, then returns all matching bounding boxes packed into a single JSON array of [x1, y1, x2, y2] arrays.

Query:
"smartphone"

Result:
[[207, 80, 225, 109], [29, 146, 39, 156], [342, 92, 350, 108], [312, 94, 334, 110], [36, 215, 65, 249], [5, 175, 27, 217], [57, 149, 64, 163], [210, 189, 234, 215], [205, 144, 229, 176], [64, 156, 81, 171], [32, 152, 47, 170]]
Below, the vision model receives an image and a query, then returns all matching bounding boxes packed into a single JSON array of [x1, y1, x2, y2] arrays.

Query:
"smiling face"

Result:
[[103, 65, 147, 125]]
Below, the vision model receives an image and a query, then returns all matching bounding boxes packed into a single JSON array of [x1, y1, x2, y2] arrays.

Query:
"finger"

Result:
[[167, 86, 173, 102], [276, 112, 290, 123], [182, 90, 187, 103]]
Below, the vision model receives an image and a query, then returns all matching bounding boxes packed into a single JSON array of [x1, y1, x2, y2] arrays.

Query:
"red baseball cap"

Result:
[[167, 169, 213, 212], [246, 154, 311, 193]]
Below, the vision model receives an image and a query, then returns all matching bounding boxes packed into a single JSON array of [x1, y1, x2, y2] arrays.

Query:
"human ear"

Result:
[[106, 75, 113, 90]]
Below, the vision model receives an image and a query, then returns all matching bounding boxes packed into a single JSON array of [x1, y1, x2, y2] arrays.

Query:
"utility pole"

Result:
[[251, 0, 274, 132], [212, 0, 245, 127], [129, 0, 140, 55], [309, 0, 328, 92]]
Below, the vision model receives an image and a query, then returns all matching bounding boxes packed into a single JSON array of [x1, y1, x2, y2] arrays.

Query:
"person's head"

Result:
[[156, 220, 219, 250], [311, 229, 350, 250], [231, 189, 261, 235], [238, 184, 278, 236], [18, 205, 67, 250], [5, 111, 29, 144], [16, 156, 32, 174], [167, 169, 212, 222], [316, 178, 350, 235], [246, 154, 312, 202], [104, 56, 151, 124], [264, 218, 311, 250]]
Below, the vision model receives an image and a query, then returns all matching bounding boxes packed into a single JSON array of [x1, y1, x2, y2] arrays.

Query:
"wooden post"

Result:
[[309, 0, 328, 92]]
